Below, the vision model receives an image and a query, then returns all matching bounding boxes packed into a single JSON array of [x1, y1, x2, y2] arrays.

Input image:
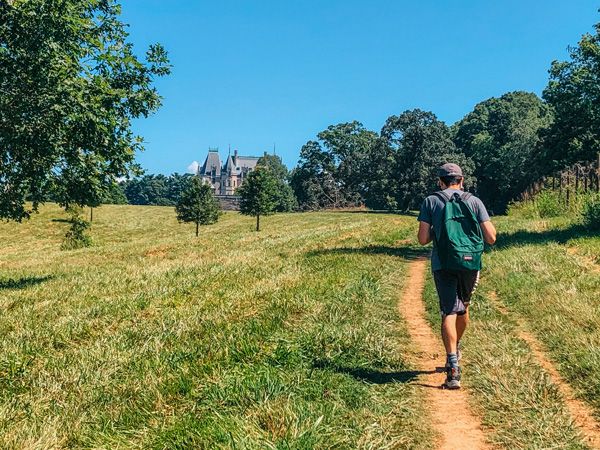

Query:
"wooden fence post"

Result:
[[566, 172, 570, 206]]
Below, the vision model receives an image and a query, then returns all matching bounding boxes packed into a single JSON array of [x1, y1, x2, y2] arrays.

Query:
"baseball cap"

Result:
[[439, 163, 463, 178]]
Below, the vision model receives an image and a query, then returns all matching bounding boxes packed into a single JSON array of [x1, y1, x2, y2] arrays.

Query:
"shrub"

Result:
[[581, 192, 600, 230], [62, 208, 93, 250]]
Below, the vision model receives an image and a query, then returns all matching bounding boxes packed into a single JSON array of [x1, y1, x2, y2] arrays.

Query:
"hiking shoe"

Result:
[[444, 366, 461, 390]]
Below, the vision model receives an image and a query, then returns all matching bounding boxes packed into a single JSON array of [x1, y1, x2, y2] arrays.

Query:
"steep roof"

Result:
[[236, 156, 260, 170], [223, 153, 235, 174], [200, 150, 222, 177]]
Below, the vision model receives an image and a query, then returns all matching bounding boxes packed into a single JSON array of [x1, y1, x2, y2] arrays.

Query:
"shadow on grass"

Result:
[[306, 245, 430, 261], [0, 275, 55, 290], [495, 223, 598, 250], [51, 219, 71, 223], [313, 362, 437, 384], [324, 210, 418, 217]]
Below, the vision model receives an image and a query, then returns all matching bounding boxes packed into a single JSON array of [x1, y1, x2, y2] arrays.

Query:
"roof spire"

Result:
[[273, 142, 276, 155]]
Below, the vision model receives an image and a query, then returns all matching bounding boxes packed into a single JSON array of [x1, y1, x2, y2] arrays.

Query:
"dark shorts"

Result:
[[432, 269, 479, 316]]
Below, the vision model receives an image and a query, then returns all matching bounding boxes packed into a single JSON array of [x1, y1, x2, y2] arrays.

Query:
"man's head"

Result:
[[438, 163, 463, 189]]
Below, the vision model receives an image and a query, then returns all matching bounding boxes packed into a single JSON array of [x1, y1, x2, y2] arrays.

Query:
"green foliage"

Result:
[[507, 186, 598, 222], [175, 177, 222, 236], [121, 173, 192, 206], [101, 181, 129, 205], [379, 109, 475, 210], [274, 180, 298, 212], [290, 122, 378, 210], [317, 121, 379, 204], [237, 167, 279, 230], [509, 189, 570, 219], [0, 0, 171, 220], [452, 91, 553, 214], [257, 154, 289, 181], [581, 192, 600, 230], [256, 154, 298, 212], [61, 208, 93, 250], [543, 17, 600, 171]]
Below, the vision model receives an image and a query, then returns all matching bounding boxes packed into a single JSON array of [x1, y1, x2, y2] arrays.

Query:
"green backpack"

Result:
[[434, 191, 484, 271]]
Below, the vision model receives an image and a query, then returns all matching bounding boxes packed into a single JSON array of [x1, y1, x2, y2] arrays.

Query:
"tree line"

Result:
[[138, 14, 600, 217], [288, 17, 600, 215], [2, 1, 600, 227]]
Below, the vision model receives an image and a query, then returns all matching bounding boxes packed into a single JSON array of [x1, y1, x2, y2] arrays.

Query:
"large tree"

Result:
[[380, 109, 475, 211], [542, 17, 600, 172], [290, 122, 377, 210], [0, 0, 171, 221], [317, 121, 378, 204], [452, 91, 553, 213]]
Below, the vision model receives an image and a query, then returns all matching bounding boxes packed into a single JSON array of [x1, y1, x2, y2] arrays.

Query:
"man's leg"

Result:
[[456, 308, 469, 342], [441, 313, 458, 354]]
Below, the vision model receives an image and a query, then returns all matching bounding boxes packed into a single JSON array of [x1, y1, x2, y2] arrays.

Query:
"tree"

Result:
[[175, 177, 222, 237], [102, 181, 128, 205], [257, 154, 289, 181], [317, 122, 378, 204], [452, 91, 553, 213], [237, 167, 279, 231], [290, 141, 336, 210], [290, 122, 378, 210], [380, 109, 475, 211], [542, 16, 600, 172], [257, 154, 297, 212], [0, 0, 171, 221]]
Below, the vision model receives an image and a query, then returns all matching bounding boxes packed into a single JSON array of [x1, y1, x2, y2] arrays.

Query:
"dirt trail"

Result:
[[400, 259, 490, 449], [489, 292, 600, 449]]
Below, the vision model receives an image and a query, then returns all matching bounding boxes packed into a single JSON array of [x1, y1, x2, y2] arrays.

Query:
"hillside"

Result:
[[0, 205, 598, 448]]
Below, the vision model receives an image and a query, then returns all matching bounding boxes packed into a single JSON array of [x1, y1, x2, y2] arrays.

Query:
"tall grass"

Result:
[[0, 204, 434, 449]]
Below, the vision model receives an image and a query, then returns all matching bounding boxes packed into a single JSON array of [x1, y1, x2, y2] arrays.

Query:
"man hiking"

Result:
[[417, 163, 496, 389]]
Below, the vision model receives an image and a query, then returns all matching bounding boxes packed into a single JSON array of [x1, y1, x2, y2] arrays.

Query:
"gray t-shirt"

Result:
[[417, 188, 491, 271]]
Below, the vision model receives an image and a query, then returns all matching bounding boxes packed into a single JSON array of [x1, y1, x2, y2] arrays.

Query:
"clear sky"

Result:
[[118, 1, 599, 175]]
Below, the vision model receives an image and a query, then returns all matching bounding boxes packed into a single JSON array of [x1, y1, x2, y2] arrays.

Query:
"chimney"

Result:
[[234, 150, 238, 166]]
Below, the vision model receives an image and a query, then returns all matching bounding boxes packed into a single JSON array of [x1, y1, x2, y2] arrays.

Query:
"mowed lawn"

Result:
[[0, 205, 435, 449]]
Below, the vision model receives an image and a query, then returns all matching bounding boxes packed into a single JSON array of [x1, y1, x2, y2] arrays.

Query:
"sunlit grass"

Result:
[[0, 204, 434, 449]]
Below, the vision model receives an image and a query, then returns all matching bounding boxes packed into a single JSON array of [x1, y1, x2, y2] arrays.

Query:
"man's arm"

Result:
[[480, 220, 496, 245], [418, 221, 433, 246]]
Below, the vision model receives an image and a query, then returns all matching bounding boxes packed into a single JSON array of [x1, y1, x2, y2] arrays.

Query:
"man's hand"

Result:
[[418, 221, 433, 246]]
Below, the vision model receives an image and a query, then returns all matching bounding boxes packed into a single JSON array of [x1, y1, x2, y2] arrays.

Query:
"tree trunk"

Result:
[[90, 207, 93, 222], [196, 222, 199, 237], [256, 215, 260, 232]]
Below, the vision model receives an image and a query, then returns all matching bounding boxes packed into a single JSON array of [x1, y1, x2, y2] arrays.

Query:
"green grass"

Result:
[[0, 205, 434, 449], [5, 203, 600, 448]]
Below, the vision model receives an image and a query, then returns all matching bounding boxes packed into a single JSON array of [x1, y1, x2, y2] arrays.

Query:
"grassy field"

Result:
[[0, 205, 435, 449], [2, 204, 600, 449]]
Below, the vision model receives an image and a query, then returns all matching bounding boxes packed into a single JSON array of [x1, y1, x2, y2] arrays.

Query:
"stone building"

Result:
[[198, 147, 267, 196]]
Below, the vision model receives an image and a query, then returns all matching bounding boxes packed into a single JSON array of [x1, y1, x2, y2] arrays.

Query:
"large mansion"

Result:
[[198, 148, 267, 196]]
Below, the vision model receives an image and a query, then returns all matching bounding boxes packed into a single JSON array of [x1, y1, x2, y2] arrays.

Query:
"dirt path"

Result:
[[489, 292, 600, 449], [400, 259, 490, 449]]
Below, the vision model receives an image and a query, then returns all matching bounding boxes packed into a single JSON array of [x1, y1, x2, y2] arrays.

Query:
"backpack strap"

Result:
[[460, 192, 472, 201], [434, 191, 451, 203]]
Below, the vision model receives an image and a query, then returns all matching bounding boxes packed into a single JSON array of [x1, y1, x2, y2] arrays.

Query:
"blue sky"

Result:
[[119, 1, 599, 175]]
